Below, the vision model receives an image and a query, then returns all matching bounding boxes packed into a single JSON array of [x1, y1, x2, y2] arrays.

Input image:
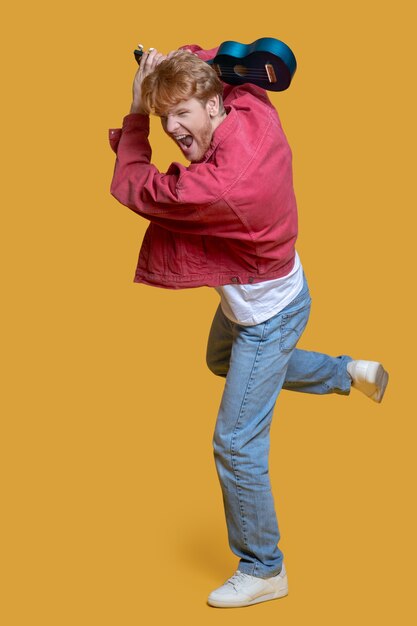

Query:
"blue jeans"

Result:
[[206, 275, 352, 578]]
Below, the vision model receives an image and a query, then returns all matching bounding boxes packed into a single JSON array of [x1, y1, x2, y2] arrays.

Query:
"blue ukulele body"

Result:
[[206, 37, 297, 91]]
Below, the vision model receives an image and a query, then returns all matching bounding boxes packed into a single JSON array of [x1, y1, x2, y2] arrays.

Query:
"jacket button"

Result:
[[248, 276, 254, 284], [230, 276, 239, 283]]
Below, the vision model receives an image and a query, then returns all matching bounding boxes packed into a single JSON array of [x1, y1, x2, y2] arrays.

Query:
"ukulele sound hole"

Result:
[[233, 64, 248, 77]]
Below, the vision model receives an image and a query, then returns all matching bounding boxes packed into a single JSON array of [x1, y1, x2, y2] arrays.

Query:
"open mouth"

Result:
[[174, 134, 193, 149]]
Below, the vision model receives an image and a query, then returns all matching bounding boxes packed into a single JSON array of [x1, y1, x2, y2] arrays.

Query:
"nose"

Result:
[[165, 116, 180, 134]]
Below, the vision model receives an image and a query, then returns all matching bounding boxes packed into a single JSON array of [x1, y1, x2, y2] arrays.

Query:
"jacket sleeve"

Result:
[[109, 113, 224, 228]]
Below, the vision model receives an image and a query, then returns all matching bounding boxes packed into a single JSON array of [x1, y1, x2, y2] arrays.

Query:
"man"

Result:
[[109, 44, 388, 608]]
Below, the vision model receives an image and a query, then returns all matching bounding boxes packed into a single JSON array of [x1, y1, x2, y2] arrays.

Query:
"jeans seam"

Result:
[[229, 319, 270, 551]]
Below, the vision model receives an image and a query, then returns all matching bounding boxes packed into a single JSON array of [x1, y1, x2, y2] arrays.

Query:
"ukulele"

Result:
[[133, 38, 297, 92]]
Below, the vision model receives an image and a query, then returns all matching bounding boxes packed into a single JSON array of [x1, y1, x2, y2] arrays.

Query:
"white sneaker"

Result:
[[347, 360, 389, 403], [207, 564, 288, 608]]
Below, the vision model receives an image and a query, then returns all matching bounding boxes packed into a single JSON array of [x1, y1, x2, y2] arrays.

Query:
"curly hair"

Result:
[[141, 50, 224, 116]]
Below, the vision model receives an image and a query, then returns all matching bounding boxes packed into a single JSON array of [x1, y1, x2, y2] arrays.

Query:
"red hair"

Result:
[[141, 50, 223, 115]]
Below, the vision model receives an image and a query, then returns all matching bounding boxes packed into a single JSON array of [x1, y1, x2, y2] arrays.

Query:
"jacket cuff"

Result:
[[122, 113, 150, 131], [109, 128, 122, 153], [109, 114, 150, 153]]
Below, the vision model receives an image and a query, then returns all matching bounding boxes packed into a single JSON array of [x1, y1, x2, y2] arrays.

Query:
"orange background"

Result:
[[2, 1, 416, 624]]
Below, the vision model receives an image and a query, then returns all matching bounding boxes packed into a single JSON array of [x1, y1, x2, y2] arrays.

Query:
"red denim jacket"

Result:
[[109, 45, 298, 289]]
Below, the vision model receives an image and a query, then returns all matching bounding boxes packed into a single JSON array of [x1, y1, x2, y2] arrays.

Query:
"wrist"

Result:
[[130, 101, 147, 115]]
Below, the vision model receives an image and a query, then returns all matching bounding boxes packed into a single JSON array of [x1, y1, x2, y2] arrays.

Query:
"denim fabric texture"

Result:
[[206, 275, 352, 578]]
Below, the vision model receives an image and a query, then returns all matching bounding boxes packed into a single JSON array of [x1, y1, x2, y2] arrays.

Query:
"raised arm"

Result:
[[109, 45, 227, 229]]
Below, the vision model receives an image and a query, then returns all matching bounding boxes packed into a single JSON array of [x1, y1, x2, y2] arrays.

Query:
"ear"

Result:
[[206, 95, 220, 117]]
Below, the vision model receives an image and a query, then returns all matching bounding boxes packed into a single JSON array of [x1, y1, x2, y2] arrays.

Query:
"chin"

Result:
[[191, 144, 209, 163], [187, 151, 201, 163]]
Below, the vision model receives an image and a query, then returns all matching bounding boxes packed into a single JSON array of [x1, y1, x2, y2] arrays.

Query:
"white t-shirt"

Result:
[[215, 251, 303, 326]]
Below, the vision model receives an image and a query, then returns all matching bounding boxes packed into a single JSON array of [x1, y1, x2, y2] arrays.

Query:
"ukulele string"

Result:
[[214, 68, 277, 78], [215, 68, 270, 74]]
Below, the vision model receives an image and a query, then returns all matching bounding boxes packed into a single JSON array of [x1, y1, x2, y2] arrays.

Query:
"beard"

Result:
[[191, 117, 213, 162]]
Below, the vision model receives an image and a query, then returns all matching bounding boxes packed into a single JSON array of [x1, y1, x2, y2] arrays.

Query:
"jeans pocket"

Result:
[[279, 300, 311, 353]]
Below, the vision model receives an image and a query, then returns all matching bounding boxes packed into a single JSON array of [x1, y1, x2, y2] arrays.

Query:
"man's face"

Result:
[[160, 97, 216, 162]]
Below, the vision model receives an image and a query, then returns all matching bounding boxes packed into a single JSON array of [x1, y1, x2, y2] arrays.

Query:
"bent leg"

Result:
[[282, 349, 353, 395], [207, 307, 352, 395]]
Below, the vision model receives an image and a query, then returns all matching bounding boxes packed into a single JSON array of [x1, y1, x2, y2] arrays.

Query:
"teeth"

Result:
[[173, 133, 193, 148]]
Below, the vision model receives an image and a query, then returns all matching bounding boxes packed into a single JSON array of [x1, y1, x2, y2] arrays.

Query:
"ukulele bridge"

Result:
[[265, 64, 277, 84]]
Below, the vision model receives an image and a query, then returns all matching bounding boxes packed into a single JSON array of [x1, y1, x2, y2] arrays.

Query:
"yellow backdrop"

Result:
[[2, 1, 416, 624]]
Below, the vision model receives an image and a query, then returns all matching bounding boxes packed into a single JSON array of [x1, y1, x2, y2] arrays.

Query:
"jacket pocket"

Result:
[[138, 224, 183, 275], [181, 233, 208, 273]]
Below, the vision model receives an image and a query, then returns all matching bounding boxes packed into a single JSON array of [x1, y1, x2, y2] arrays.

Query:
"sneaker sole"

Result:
[[372, 365, 389, 403], [207, 582, 288, 608]]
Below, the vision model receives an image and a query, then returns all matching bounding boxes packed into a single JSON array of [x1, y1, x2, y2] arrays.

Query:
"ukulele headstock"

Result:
[[133, 44, 144, 65]]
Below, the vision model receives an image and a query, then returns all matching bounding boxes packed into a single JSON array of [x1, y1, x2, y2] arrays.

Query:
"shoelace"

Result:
[[226, 571, 252, 591]]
